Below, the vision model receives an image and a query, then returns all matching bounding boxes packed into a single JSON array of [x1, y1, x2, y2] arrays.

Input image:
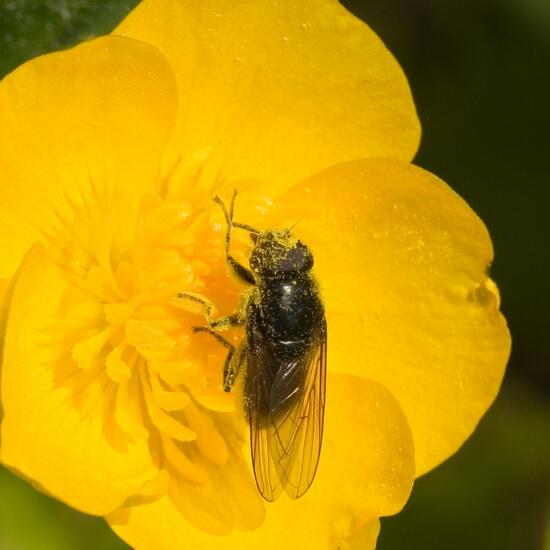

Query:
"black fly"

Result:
[[186, 190, 327, 501]]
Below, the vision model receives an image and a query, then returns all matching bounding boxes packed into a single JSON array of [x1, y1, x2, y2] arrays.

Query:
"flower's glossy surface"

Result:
[[0, 1, 510, 548]]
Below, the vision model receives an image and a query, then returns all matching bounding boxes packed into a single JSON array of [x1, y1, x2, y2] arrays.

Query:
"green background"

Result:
[[0, 1, 548, 549]]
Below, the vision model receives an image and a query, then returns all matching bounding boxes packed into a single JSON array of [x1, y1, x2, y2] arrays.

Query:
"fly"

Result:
[[182, 190, 327, 501]]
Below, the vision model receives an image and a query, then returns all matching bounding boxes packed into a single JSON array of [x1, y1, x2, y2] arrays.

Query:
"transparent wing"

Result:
[[248, 317, 327, 501], [269, 319, 327, 498], [247, 325, 285, 501]]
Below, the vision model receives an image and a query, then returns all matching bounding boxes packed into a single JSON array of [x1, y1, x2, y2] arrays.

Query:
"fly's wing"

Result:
[[269, 318, 327, 499], [247, 322, 285, 501], [247, 315, 327, 501]]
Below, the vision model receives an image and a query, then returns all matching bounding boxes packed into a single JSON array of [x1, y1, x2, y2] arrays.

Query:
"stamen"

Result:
[[150, 359, 198, 387], [104, 302, 134, 325], [45, 190, 239, 491], [184, 402, 228, 466], [125, 319, 176, 360], [150, 369, 190, 412], [115, 378, 149, 440], [86, 265, 123, 302], [72, 327, 111, 369], [106, 346, 132, 383], [154, 390, 191, 412], [140, 367, 196, 442], [137, 469, 170, 498], [161, 435, 208, 484]]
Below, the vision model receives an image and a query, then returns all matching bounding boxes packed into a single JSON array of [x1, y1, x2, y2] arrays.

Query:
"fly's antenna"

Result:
[[287, 220, 301, 232]]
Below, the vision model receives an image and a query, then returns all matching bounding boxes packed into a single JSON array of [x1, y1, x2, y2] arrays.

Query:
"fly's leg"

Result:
[[177, 292, 245, 331], [193, 326, 233, 348], [184, 191, 258, 390], [191, 310, 244, 335], [176, 291, 215, 325], [214, 191, 255, 285], [210, 312, 243, 330], [192, 326, 246, 392], [223, 342, 247, 392]]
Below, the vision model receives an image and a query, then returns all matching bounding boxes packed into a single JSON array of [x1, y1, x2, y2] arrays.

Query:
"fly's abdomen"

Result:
[[247, 276, 323, 422], [268, 341, 310, 418]]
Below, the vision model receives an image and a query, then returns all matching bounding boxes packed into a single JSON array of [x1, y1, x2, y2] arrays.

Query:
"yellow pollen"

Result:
[[125, 319, 176, 359]]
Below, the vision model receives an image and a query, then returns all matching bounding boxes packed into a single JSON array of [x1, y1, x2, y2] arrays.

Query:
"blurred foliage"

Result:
[[0, 0, 139, 77], [0, 0, 548, 549], [379, 382, 550, 550], [0, 465, 128, 549]]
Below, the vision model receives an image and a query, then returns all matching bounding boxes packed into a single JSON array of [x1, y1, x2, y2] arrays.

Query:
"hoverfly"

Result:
[[185, 191, 327, 501]]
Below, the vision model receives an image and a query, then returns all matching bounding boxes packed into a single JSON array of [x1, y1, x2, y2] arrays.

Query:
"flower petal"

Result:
[[114, 0, 420, 194], [0, 276, 11, 347], [0, 35, 177, 279], [108, 373, 414, 549], [264, 158, 511, 476], [0, 243, 160, 515]]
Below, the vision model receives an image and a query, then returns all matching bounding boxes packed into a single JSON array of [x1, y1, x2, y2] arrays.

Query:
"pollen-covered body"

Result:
[[195, 201, 328, 502], [245, 271, 325, 422]]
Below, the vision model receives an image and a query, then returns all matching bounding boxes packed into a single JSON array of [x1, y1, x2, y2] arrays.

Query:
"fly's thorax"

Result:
[[249, 230, 313, 277], [251, 273, 324, 342]]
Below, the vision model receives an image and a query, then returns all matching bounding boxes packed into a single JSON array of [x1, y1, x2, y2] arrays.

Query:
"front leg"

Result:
[[214, 192, 255, 285]]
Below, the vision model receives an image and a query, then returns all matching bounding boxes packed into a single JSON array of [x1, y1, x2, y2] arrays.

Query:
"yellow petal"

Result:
[[108, 374, 414, 549], [0, 243, 160, 515], [0, 35, 177, 279], [264, 158, 511, 476], [0, 276, 12, 350], [114, 0, 420, 195]]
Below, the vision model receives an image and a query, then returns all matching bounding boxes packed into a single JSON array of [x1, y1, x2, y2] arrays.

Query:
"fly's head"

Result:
[[249, 230, 313, 277]]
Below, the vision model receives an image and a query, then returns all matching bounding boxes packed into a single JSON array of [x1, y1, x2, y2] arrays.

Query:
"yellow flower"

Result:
[[0, 1, 510, 548]]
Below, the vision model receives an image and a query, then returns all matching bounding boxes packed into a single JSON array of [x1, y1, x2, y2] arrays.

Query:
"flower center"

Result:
[[43, 188, 260, 528]]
